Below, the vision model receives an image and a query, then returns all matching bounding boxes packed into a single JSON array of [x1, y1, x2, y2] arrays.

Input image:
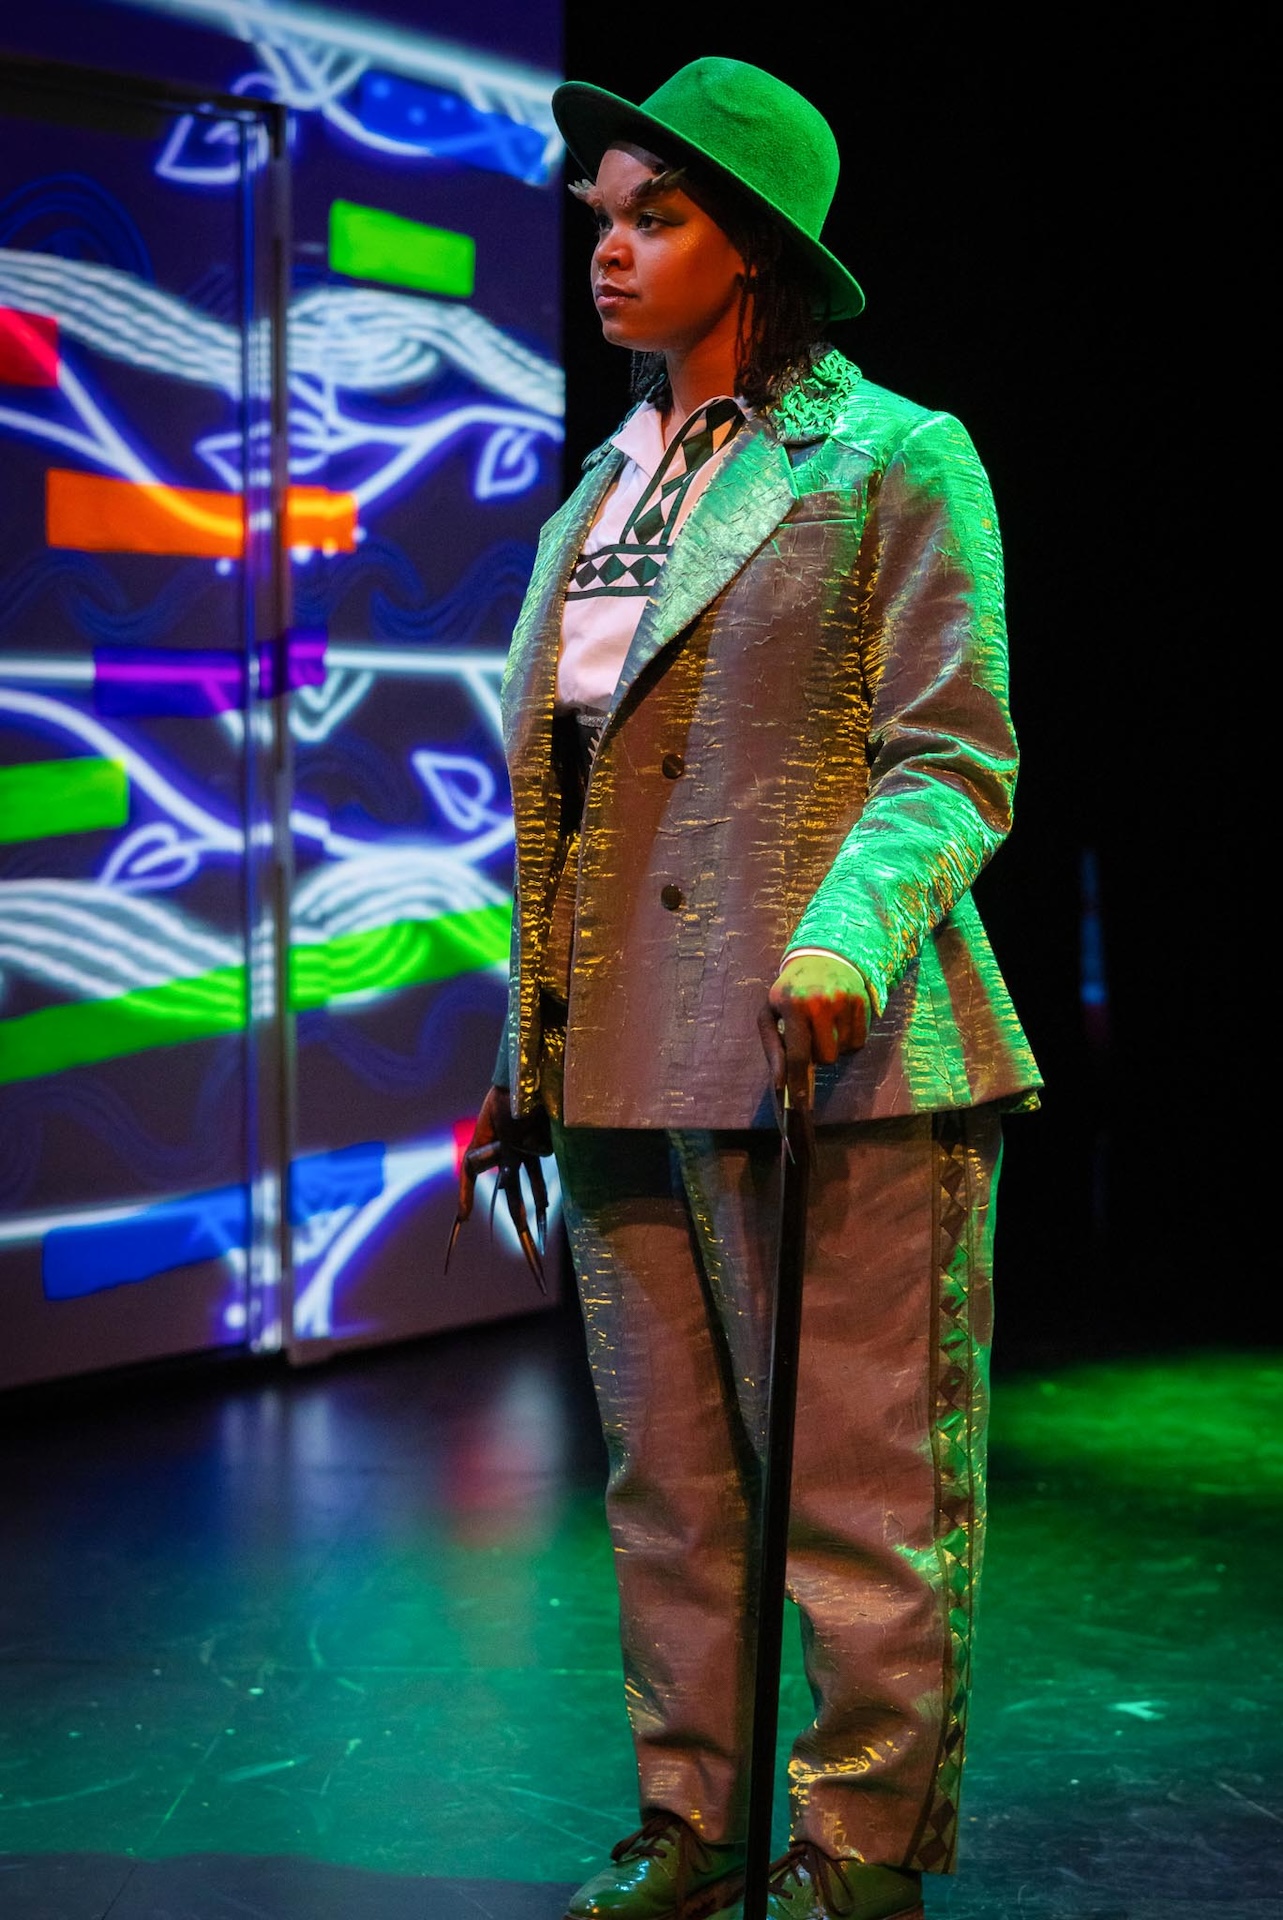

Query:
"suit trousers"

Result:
[[550, 1102, 1003, 1874]]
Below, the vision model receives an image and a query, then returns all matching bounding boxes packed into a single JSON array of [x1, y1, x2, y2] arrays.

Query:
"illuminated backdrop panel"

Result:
[[0, 0, 563, 1388]]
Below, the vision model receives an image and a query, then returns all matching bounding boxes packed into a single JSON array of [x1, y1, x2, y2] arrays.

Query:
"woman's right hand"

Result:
[[447, 1085, 554, 1290], [455, 1084, 552, 1225]]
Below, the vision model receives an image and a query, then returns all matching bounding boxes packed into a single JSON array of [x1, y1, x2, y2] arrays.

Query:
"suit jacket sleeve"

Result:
[[492, 891, 516, 1089], [786, 408, 1018, 1016]]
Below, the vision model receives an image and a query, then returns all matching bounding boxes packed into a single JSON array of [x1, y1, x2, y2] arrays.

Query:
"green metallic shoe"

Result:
[[564, 1812, 747, 1919], [762, 1842, 923, 1920]]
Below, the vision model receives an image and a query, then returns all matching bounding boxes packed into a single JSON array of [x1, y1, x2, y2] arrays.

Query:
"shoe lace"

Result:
[[766, 1841, 860, 1916], [611, 1812, 715, 1904]]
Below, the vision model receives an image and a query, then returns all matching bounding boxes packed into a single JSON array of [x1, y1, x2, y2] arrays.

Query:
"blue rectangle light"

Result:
[[44, 1186, 250, 1299], [41, 1145, 387, 1299], [356, 70, 551, 185]]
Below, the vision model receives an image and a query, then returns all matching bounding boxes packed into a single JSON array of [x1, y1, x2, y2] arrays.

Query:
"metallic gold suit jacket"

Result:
[[498, 352, 1042, 1128]]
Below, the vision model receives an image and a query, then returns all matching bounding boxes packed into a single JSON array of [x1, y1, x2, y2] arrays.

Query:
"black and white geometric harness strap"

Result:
[[566, 397, 745, 601]]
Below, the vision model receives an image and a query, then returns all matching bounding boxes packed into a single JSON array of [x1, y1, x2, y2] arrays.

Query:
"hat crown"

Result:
[[639, 58, 839, 242]]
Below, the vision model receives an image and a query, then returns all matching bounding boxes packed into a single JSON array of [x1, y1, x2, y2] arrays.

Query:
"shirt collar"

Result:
[[611, 395, 747, 478], [610, 402, 665, 476]]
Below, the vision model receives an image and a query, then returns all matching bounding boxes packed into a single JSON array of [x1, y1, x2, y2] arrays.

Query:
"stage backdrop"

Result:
[[0, 0, 563, 1390]]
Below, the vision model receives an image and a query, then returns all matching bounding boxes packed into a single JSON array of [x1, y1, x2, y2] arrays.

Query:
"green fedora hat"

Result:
[[551, 56, 864, 321]]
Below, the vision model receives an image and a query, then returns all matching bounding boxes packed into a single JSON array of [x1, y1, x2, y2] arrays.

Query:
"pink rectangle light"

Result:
[[0, 306, 59, 387]]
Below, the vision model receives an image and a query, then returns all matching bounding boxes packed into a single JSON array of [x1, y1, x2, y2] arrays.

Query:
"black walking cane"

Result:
[[741, 1063, 815, 1920]]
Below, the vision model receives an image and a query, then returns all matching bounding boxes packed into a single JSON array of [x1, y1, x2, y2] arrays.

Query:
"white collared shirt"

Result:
[[556, 396, 746, 712]]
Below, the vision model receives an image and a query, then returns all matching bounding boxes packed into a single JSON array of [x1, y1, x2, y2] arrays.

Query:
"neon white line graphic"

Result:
[[0, 1194, 157, 1246], [286, 287, 563, 413], [0, 658, 93, 684], [287, 667, 375, 745], [0, 882, 240, 1000], [290, 1138, 561, 1340], [0, 254, 554, 744], [0, 256, 562, 512], [0, 646, 507, 679], [0, 1132, 557, 1349], [100, 823, 231, 893], [291, 844, 506, 939], [136, 11, 560, 190], [2, 846, 507, 996], [1, 681, 510, 1011], [0, 252, 243, 397], [291, 1136, 453, 1335], [111, 0, 560, 133], [326, 645, 505, 677], [286, 398, 557, 512], [0, 354, 166, 492], [324, 650, 505, 745], [0, 650, 508, 753], [0, 258, 563, 413], [0, 690, 513, 890], [411, 751, 503, 836]]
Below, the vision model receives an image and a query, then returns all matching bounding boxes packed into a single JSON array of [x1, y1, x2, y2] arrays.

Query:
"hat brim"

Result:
[[552, 79, 865, 323]]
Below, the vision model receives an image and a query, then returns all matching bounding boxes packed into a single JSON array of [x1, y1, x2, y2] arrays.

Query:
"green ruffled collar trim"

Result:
[[767, 347, 863, 443]]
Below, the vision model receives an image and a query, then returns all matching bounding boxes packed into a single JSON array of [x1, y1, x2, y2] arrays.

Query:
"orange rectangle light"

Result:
[[283, 486, 359, 553], [47, 469, 242, 557], [46, 471, 358, 558]]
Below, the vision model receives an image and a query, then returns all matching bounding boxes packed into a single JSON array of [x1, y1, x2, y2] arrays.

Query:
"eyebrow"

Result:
[[569, 166, 689, 213]]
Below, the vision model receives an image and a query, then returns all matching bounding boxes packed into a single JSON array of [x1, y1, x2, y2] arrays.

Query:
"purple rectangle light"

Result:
[[94, 632, 327, 717], [95, 645, 242, 716], [258, 629, 327, 698]]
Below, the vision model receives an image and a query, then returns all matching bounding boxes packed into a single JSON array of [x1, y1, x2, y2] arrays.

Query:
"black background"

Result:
[[560, 10, 1259, 1365]]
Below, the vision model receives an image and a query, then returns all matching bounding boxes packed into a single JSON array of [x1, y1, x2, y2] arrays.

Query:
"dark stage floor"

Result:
[[0, 1301, 1279, 1919]]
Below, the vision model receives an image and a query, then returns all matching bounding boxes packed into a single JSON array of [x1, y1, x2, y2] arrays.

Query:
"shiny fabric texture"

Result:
[[550, 1103, 1002, 1873], [498, 350, 1041, 1127]]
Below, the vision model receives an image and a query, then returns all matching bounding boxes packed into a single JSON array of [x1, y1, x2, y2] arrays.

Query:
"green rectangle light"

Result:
[[329, 198, 476, 298], [0, 756, 128, 844], [0, 906, 510, 1085]]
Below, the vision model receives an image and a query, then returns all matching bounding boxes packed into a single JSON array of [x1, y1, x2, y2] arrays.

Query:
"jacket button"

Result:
[[661, 752, 685, 779], [660, 884, 684, 911]]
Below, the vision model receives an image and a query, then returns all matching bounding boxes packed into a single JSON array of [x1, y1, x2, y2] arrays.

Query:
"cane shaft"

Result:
[[742, 1099, 812, 1920]]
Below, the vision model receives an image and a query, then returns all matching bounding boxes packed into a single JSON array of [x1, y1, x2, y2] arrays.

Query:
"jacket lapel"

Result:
[[608, 425, 796, 718], [500, 447, 623, 762]]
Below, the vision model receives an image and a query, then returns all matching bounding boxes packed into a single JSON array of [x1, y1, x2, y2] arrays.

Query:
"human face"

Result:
[[584, 145, 748, 363]]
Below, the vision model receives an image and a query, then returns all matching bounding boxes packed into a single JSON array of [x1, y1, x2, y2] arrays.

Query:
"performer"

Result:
[[457, 55, 1041, 1920]]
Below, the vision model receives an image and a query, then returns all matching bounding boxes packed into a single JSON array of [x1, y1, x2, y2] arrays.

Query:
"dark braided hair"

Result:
[[570, 150, 831, 414]]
